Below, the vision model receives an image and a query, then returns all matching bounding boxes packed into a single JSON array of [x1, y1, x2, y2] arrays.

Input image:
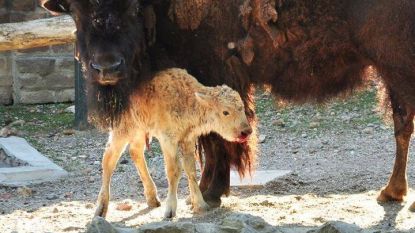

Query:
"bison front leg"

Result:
[[95, 132, 128, 218], [129, 132, 161, 208], [378, 91, 414, 204], [198, 134, 230, 208]]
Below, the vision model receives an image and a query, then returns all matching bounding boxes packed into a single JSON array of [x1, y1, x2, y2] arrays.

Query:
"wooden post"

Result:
[[74, 59, 89, 130]]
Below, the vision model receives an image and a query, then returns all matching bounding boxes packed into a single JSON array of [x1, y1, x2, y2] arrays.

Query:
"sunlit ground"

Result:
[[1, 189, 415, 232]]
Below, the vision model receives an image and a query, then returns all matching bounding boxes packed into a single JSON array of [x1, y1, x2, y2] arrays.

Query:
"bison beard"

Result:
[[86, 79, 132, 130]]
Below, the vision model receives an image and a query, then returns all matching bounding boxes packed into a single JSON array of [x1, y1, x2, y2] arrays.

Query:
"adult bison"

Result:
[[41, 0, 415, 211]]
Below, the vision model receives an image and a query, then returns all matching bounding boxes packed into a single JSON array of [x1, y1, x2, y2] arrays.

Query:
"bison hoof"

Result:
[[409, 202, 415, 212], [147, 197, 161, 208], [377, 186, 406, 203], [202, 193, 221, 208]]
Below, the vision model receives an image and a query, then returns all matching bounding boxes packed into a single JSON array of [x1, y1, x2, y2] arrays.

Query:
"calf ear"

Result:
[[40, 0, 70, 15], [195, 92, 214, 105]]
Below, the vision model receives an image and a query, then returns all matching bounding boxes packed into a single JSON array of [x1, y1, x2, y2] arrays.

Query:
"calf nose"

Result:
[[240, 126, 253, 137], [91, 57, 124, 74]]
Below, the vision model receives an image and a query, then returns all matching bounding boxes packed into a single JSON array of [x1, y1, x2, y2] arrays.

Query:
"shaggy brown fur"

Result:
[[150, 0, 415, 208], [41, 0, 415, 210]]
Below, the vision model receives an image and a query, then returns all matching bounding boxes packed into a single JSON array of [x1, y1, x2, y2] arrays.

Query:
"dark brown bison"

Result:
[[41, 0, 415, 213]]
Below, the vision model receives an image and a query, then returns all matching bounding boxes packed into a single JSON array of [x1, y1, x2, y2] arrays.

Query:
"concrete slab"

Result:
[[230, 169, 291, 188], [0, 136, 68, 186]]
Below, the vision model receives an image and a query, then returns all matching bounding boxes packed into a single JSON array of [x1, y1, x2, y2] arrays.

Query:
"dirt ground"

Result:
[[1, 90, 415, 233]]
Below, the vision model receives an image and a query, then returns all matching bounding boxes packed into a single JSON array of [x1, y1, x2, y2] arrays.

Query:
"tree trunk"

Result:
[[0, 15, 75, 52]]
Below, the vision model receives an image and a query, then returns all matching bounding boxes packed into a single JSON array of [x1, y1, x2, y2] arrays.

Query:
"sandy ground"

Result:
[[1, 93, 415, 233]]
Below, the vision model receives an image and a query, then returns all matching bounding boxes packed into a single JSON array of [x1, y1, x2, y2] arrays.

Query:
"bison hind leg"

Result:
[[377, 88, 414, 204]]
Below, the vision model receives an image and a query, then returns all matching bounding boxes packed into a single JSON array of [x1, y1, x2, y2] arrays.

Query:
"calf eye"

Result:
[[223, 111, 229, 116]]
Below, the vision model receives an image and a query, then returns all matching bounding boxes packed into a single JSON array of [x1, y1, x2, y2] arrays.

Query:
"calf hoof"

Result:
[[192, 201, 210, 214], [94, 203, 108, 218], [147, 197, 161, 208], [164, 208, 176, 218], [377, 186, 406, 203]]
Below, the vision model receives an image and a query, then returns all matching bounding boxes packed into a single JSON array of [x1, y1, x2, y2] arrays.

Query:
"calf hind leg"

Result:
[[377, 91, 414, 204], [129, 133, 161, 208], [95, 133, 128, 218]]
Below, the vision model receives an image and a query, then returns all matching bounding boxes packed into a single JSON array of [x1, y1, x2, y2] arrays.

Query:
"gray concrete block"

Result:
[[0, 136, 67, 186], [230, 169, 291, 188]]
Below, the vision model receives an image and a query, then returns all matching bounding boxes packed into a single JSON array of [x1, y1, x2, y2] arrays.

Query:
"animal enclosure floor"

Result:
[[1, 90, 415, 232]]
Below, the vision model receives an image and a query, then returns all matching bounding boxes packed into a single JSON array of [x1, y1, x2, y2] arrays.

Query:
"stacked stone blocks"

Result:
[[0, 0, 75, 104]]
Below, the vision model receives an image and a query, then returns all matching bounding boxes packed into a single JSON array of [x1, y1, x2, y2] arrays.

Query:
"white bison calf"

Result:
[[95, 68, 252, 218]]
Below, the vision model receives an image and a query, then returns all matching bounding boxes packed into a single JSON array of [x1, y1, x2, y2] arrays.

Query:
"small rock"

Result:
[[8, 120, 25, 127], [330, 111, 336, 116], [116, 202, 132, 211], [46, 194, 59, 200], [120, 159, 129, 164], [82, 168, 93, 175], [312, 221, 363, 233], [0, 126, 17, 137], [52, 207, 59, 213], [64, 105, 75, 113], [62, 129, 76, 135], [64, 192, 72, 199], [309, 122, 320, 129], [301, 133, 307, 138], [88, 176, 95, 183], [273, 119, 285, 127], [362, 127, 374, 134], [93, 161, 101, 165], [0, 193, 12, 200], [17, 187, 33, 198], [85, 203, 95, 209], [63, 226, 83, 232], [259, 134, 266, 143]]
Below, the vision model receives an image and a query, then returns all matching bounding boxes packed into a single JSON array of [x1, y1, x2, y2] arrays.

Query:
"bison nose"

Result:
[[90, 57, 124, 74], [240, 127, 253, 137]]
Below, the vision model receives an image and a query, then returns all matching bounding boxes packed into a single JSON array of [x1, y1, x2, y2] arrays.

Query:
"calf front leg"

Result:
[[160, 140, 181, 218], [95, 132, 128, 218], [378, 91, 414, 203], [129, 132, 161, 208], [180, 141, 210, 214]]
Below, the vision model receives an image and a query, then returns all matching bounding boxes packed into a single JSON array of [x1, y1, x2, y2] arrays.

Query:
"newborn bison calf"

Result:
[[95, 68, 252, 218]]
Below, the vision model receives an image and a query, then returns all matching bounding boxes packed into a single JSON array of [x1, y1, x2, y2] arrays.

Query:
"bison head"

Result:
[[41, 0, 154, 129]]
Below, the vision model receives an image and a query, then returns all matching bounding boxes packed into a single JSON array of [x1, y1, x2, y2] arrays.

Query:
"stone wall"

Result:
[[0, 0, 75, 105]]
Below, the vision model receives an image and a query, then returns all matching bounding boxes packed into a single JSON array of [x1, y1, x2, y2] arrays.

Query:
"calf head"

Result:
[[41, 0, 153, 129], [196, 85, 252, 143]]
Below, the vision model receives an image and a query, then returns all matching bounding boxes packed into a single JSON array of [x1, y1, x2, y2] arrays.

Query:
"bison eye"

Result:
[[223, 111, 230, 116]]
